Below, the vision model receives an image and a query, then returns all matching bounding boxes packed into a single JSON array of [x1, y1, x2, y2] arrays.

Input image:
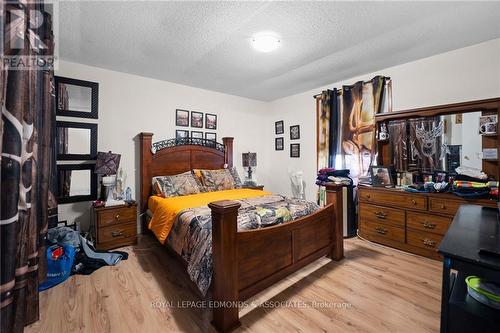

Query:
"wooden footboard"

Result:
[[209, 191, 344, 332]]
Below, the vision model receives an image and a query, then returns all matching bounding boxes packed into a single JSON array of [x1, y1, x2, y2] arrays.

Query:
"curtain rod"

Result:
[[312, 77, 391, 99]]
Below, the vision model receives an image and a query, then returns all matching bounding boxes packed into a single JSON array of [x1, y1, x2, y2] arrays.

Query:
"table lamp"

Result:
[[95, 151, 122, 206], [242, 152, 257, 185]]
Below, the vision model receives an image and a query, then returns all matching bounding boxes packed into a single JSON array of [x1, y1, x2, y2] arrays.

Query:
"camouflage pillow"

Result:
[[228, 167, 242, 188], [152, 171, 201, 197], [200, 169, 236, 191]]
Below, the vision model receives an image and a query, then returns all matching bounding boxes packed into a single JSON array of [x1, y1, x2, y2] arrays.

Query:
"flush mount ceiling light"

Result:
[[250, 33, 281, 53]]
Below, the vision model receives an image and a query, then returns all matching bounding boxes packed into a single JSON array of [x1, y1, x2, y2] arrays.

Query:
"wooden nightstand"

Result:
[[242, 184, 264, 190], [92, 203, 137, 250]]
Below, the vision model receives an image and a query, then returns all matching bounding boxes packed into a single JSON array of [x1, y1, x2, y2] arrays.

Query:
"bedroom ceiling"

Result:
[[58, 1, 500, 101]]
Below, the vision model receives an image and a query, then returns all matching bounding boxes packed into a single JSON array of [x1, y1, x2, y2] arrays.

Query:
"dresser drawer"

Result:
[[98, 220, 137, 244], [407, 229, 443, 252], [407, 212, 451, 236], [359, 203, 405, 228], [359, 189, 427, 211], [429, 198, 463, 216], [360, 220, 405, 243], [98, 206, 136, 227]]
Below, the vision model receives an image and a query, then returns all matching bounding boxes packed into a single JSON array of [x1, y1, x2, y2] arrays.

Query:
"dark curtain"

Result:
[[388, 120, 408, 171], [338, 76, 387, 184], [1, 2, 56, 332], [317, 77, 390, 183], [317, 89, 337, 170]]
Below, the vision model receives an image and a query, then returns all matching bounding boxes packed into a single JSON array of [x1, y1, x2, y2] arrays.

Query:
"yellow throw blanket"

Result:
[[148, 188, 271, 243]]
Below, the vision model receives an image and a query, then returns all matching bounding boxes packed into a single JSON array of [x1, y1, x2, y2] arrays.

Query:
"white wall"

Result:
[[262, 38, 500, 200], [56, 60, 268, 230]]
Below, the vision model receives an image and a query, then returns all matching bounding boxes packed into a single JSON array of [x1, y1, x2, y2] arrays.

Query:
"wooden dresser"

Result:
[[92, 203, 137, 250], [358, 186, 497, 259]]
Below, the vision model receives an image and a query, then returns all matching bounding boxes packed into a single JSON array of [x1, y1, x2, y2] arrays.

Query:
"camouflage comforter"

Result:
[[166, 194, 319, 296]]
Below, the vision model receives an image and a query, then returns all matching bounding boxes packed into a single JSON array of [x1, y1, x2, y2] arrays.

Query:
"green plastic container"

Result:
[[465, 276, 500, 310]]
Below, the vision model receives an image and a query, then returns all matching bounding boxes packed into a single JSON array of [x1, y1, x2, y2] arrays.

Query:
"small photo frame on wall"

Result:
[[275, 137, 284, 151], [176, 129, 189, 139], [479, 114, 498, 135], [290, 143, 300, 158], [275, 120, 284, 135], [191, 131, 203, 139], [369, 166, 393, 186], [191, 111, 203, 128], [176, 109, 189, 127], [290, 125, 300, 140], [205, 132, 217, 142], [205, 113, 217, 130]]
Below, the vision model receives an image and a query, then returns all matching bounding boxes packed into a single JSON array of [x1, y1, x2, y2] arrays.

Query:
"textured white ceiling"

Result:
[[59, 1, 500, 101]]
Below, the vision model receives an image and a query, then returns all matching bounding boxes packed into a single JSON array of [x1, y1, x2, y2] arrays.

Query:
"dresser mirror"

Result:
[[387, 111, 489, 173], [56, 121, 97, 160], [55, 76, 98, 119], [57, 164, 97, 203]]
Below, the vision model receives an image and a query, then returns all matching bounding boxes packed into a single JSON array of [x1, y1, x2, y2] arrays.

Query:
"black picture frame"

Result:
[[55, 76, 99, 119], [176, 109, 189, 127], [176, 129, 189, 139], [275, 137, 284, 151], [205, 113, 217, 130], [369, 166, 393, 186], [57, 163, 97, 204], [205, 132, 217, 142], [191, 131, 203, 139], [275, 120, 284, 135], [290, 125, 300, 140], [290, 143, 300, 158], [56, 121, 98, 160], [191, 111, 204, 128]]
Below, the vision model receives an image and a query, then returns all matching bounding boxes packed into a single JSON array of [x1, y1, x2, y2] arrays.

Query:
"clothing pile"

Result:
[[316, 168, 353, 186], [452, 166, 497, 199], [39, 227, 128, 291]]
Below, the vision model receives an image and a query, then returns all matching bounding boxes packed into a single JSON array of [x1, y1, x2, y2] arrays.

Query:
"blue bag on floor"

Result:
[[39, 244, 75, 291]]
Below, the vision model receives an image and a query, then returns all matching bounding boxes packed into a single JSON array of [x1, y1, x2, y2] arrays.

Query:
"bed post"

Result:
[[222, 137, 233, 167], [325, 185, 344, 260], [208, 200, 241, 332], [139, 132, 153, 232]]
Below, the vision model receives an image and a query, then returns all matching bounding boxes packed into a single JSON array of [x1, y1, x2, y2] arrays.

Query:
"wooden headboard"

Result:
[[138, 132, 234, 215]]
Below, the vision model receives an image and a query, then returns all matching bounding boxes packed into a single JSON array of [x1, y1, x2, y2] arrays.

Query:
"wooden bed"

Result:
[[139, 132, 344, 332]]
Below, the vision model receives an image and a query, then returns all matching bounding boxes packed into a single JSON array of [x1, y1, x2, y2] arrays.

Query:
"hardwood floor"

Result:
[[26, 236, 442, 333]]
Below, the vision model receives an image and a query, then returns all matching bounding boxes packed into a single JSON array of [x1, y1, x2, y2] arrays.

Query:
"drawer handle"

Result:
[[411, 199, 417, 205], [111, 229, 123, 237], [115, 214, 120, 219], [440, 204, 445, 209], [375, 226, 387, 235], [422, 221, 437, 229], [374, 211, 387, 219], [422, 238, 437, 247], [366, 194, 371, 199]]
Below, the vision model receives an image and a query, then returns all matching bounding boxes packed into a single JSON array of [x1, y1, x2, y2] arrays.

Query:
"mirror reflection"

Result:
[[388, 111, 483, 172], [57, 127, 91, 155], [58, 83, 92, 113], [58, 169, 91, 197]]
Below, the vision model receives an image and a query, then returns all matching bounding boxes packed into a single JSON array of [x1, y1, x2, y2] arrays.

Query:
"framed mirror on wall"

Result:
[[56, 121, 97, 160], [55, 76, 99, 119], [57, 163, 98, 204]]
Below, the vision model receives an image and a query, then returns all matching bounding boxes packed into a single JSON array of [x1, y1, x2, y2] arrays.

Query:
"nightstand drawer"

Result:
[[98, 221, 137, 244], [98, 206, 136, 227]]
